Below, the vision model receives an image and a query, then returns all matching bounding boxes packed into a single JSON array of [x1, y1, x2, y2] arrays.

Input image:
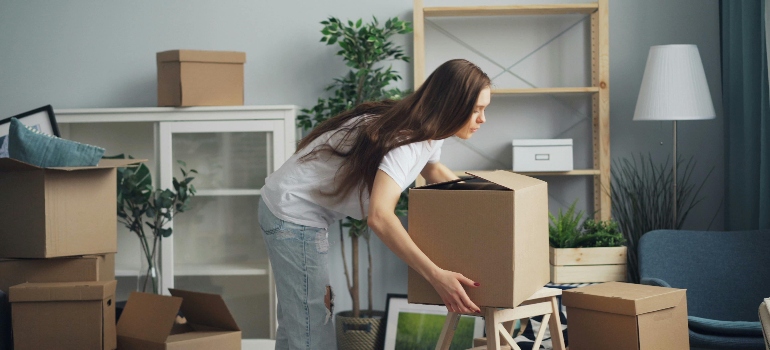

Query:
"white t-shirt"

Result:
[[261, 116, 443, 229]]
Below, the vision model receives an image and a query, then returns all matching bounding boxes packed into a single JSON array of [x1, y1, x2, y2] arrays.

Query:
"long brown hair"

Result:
[[297, 59, 491, 205]]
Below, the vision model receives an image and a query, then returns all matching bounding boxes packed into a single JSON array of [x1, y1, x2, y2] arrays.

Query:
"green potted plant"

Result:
[[549, 200, 627, 284], [298, 15, 412, 350], [610, 154, 712, 283], [107, 154, 197, 294]]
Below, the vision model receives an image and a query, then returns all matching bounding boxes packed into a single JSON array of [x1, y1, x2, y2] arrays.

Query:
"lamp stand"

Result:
[[673, 120, 677, 229]]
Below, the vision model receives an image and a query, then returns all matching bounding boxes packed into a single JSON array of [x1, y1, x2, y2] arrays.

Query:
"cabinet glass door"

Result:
[[159, 120, 285, 340]]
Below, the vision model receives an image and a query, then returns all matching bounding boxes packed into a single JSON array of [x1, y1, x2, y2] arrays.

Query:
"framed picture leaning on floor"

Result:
[[382, 293, 484, 350]]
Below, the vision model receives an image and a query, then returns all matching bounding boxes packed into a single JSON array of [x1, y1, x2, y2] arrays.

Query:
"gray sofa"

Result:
[[639, 229, 770, 349]]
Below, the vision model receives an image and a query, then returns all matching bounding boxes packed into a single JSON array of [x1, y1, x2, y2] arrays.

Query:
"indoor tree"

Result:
[[298, 16, 412, 318]]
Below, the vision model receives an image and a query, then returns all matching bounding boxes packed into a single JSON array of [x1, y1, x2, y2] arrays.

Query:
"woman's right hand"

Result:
[[428, 268, 481, 314]]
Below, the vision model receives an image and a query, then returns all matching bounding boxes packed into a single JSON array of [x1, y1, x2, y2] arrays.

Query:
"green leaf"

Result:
[[160, 227, 173, 238]]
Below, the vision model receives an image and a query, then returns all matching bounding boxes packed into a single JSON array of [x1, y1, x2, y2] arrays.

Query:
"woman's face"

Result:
[[454, 87, 491, 140]]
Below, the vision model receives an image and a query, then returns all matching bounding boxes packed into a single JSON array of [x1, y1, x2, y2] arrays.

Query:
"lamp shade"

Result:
[[633, 45, 716, 121]]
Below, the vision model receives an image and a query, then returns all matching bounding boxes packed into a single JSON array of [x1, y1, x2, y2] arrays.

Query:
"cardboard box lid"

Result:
[[0, 157, 144, 172], [169, 288, 240, 332], [512, 139, 573, 146], [157, 50, 246, 64], [9, 280, 117, 303], [562, 282, 686, 316]]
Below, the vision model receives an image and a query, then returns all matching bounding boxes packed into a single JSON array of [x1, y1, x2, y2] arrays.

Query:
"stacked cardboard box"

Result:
[[0, 158, 139, 350]]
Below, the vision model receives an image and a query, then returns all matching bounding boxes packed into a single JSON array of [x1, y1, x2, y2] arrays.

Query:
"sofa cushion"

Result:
[[689, 316, 763, 337]]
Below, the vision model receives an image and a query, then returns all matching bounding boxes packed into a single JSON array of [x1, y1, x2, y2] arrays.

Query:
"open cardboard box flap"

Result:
[[117, 292, 183, 343], [415, 170, 542, 191], [563, 281, 687, 316], [117, 289, 240, 344], [169, 289, 240, 332], [0, 158, 144, 172], [466, 170, 547, 191]]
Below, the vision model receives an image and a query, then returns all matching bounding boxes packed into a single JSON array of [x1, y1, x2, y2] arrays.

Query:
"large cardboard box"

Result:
[[156, 49, 246, 107], [0, 158, 139, 258], [407, 171, 549, 308], [9, 280, 117, 350], [562, 282, 689, 350], [117, 289, 242, 349]]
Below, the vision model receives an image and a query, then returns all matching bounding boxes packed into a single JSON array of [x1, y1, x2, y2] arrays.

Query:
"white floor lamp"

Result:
[[633, 44, 716, 228]]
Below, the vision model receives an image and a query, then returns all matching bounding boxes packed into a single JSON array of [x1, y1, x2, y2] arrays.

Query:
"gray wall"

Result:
[[0, 0, 722, 315]]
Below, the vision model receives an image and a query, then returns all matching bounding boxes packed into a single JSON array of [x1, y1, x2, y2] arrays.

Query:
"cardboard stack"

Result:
[[0, 158, 139, 350]]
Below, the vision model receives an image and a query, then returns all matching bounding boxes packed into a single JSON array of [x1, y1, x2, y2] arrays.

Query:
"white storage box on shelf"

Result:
[[512, 139, 574, 172]]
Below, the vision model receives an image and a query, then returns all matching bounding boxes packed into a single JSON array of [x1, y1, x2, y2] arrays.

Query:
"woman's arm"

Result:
[[420, 162, 460, 184], [368, 169, 480, 314]]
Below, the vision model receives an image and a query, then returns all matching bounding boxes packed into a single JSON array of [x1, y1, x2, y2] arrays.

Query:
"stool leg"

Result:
[[485, 308, 500, 350], [435, 311, 460, 350], [502, 320, 515, 337], [496, 323, 523, 350], [548, 296, 567, 350], [518, 318, 529, 337], [531, 313, 550, 350]]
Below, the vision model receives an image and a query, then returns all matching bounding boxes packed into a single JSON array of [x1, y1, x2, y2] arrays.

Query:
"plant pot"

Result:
[[335, 310, 385, 350], [549, 246, 627, 283]]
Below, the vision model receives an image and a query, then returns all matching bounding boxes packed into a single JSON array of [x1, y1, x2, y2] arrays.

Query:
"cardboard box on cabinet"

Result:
[[407, 171, 550, 308], [117, 289, 242, 350], [0, 158, 142, 258], [563, 282, 689, 350], [157, 49, 246, 107], [9, 281, 118, 350]]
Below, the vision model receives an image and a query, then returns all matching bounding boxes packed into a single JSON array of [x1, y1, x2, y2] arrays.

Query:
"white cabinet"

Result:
[[56, 106, 297, 341]]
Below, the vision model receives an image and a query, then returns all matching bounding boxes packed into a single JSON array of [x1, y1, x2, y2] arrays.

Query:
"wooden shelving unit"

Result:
[[413, 0, 611, 220]]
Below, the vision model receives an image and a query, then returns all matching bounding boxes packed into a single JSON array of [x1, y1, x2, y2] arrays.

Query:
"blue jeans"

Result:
[[258, 198, 336, 349]]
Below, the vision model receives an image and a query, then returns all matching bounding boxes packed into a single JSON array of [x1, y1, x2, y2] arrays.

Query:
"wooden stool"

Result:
[[435, 287, 566, 350]]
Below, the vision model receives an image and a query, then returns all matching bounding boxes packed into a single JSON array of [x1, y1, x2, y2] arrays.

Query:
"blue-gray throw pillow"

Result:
[[8, 117, 105, 167]]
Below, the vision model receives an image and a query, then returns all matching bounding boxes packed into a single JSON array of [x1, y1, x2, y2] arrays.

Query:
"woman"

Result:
[[259, 58, 491, 349]]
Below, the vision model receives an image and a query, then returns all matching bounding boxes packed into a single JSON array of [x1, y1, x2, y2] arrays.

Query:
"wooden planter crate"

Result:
[[549, 246, 627, 283]]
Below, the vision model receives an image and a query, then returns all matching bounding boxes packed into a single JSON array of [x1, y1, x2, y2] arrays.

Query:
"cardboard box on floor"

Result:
[[117, 289, 241, 350], [0, 158, 142, 258], [9, 280, 117, 350], [157, 49, 246, 107], [563, 282, 689, 350], [0, 254, 115, 350], [407, 171, 550, 308]]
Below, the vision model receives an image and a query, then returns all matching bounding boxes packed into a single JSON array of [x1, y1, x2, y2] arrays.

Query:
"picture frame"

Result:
[[383, 294, 484, 350], [0, 105, 59, 157]]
